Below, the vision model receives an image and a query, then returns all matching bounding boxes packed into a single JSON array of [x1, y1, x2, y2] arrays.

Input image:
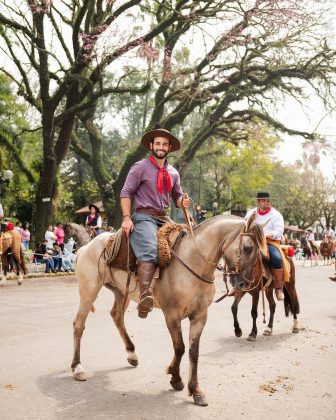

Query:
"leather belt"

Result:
[[136, 208, 168, 217]]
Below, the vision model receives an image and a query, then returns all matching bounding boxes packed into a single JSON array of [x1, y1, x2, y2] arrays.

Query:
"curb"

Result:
[[3, 272, 76, 281]]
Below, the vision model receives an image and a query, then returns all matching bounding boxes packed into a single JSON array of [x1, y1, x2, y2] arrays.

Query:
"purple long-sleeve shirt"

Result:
[[120, 158, 184, 210]]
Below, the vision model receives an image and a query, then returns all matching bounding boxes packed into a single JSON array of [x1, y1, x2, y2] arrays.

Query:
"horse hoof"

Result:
[[170, 379, 185, 391], [235, 329, 242, 338], [74, 371, 87, 381], [247, 335, 256, 342], [127, 357, 138, 367], [263, 328, 272, 336], [18, 280, 23, 286], [193, 394, 208, 407], [292, 327, 299, 333]]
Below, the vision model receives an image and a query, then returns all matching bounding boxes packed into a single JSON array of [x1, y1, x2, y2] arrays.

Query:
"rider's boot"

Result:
[[272, 268, 284, 301], [137, 262, 156, 318]]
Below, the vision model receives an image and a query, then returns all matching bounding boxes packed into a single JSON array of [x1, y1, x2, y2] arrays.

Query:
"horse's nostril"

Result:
[[238, 281, 244, 289]]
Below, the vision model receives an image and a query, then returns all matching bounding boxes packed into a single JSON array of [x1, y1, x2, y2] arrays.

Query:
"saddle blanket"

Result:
[[104, 223, 189, 272], [267, 239, 290, 282]]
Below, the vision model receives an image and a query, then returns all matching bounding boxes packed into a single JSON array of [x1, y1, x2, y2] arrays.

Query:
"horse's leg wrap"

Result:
[[137, 262, 156, 318], [272, 268, 284, 301]]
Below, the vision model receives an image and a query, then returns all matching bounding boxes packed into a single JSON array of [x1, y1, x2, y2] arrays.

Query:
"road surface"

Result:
[[1, 261, 335, 419]]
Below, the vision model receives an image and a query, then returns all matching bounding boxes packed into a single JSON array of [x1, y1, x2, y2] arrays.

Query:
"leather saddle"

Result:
[[105, 224, 189, 272]]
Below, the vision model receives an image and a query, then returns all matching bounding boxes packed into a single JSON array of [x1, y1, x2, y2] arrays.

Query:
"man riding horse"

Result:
[[85, 204, 103, 236], [120, 127, 191, 318], [229, 192, 286, 301], [323, 225, 335, 240]]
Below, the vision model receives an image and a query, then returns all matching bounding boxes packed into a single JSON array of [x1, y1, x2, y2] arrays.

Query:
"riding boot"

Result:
[[137, 262, 156, 319], [272, 268, 284, 301]]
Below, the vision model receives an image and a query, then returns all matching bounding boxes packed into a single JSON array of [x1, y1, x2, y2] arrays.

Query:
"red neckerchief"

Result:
[[149, 155, 172, 194], [257, 206, 271, 215]]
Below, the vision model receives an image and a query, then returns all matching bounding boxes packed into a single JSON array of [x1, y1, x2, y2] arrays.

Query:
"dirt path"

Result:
[[0, 262, 335, 419]]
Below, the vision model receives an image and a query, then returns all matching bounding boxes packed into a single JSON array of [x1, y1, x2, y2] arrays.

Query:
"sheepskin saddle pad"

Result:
[[103, 223, 190, 271]]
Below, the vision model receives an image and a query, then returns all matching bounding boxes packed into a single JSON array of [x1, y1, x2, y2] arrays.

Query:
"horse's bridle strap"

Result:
[[170, 248, 215, 284]]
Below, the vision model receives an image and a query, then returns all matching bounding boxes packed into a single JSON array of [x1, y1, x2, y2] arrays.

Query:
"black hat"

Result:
[[88, 203, 100, 213], [141, 128, 180, 152], [256, 192, 270, 200]]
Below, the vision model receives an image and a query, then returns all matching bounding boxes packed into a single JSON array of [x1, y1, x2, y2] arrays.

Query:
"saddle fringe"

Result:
[[157, 223, 190, 268], [104, 229, 123, 265], [103, 223, 190, 271]]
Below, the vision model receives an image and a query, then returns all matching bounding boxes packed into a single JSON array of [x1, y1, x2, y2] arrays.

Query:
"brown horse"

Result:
[[301, 237, 319, 266], [0, 230, 27, 286], [71, 215, 266, 406], [320, 235, 334, 265], [231, 255, 300, 341]]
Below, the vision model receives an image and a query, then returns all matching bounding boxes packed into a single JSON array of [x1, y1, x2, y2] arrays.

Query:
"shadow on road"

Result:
[[205, 332, 296, 359], [37, 367, 193, 419]]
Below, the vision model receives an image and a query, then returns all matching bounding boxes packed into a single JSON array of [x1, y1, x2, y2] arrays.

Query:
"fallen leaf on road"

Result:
[[259, 384, 277, 394]]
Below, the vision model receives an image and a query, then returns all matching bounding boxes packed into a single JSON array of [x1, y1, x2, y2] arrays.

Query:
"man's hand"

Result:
[[181, 193, 192, 208], [122, 216, 134, 237]]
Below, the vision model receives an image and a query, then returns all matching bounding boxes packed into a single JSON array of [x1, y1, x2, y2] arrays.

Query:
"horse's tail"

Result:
[[20, 248, 27, 273], [283, 286, 300, 317], [283, 257, 300, 317]]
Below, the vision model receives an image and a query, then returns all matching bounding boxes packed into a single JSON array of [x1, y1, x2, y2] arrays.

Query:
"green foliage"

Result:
[[267, 161, 336, 229], [182, 122, 279, 213]]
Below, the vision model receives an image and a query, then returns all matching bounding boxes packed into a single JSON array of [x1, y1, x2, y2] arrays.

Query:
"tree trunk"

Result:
[[33, 159, 58, 246]]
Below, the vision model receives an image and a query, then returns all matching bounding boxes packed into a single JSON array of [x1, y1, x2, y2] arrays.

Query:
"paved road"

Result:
[[1, 261, 335, 420]]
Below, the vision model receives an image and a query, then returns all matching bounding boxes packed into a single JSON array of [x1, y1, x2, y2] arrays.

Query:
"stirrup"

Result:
[[137, 296, 154, 318]]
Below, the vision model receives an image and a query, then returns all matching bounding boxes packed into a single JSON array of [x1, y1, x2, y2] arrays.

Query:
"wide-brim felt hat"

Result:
[[141, 128, 180, 152], [255, 192, 270, 200], [88, 204, 100, 212]]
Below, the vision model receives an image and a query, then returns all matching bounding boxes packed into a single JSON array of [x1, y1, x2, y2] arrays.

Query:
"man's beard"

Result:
[[152, 149, 169, 159]]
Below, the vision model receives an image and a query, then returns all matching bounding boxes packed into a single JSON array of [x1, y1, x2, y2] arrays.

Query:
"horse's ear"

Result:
[[246, 211, 257, 231]]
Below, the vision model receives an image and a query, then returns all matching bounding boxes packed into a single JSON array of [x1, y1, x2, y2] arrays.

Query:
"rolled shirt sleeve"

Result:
[[171, 172, 184, 207], [120, 162, 142, 199]]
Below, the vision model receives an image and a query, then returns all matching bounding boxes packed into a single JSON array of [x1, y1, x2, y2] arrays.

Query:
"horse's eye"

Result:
[[243, 246, 252, 255]]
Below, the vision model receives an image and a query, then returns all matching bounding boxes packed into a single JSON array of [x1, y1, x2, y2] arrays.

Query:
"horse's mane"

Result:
[[192, 214, 244, 233], [65, 222, 85, 230]]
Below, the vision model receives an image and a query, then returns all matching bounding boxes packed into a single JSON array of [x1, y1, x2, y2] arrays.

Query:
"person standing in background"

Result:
[[54, 222, 65, 244], [20, 222, 31, 251], [45, 225, 57, 249]]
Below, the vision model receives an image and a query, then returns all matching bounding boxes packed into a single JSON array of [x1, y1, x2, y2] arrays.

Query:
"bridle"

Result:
[[174, 208, 263, 291]]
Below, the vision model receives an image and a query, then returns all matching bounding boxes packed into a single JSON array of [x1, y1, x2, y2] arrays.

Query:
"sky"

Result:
[[273, 95, 335, 180]]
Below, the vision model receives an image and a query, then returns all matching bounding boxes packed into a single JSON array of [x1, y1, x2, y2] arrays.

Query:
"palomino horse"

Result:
[[319, 235, 334, 265], [0, 230, 27, 286], [71, 215, 266, 406], [301, 237, 319, 266], [63, 223, 91, 250], [231, 255, 300, 341]]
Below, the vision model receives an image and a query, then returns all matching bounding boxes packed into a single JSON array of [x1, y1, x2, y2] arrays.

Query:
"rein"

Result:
[[178, 207, 261, 288]]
